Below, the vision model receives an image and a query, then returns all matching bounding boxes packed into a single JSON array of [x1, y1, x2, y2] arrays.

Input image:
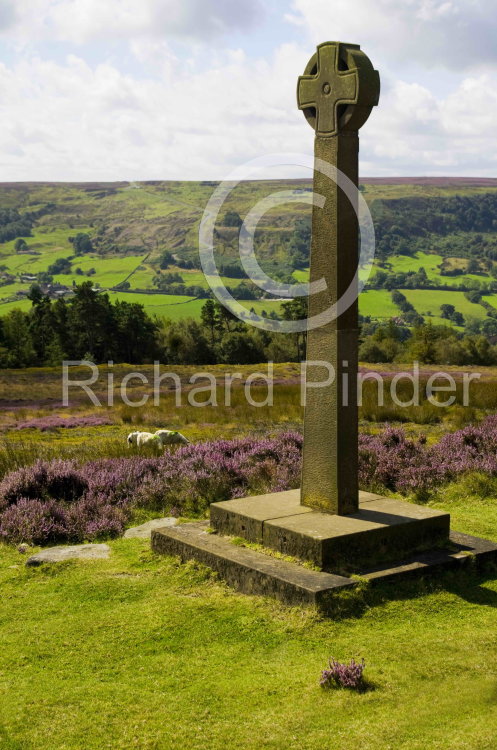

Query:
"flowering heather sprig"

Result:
[[13, 415, 113, 431], [320, 658, 366, 690]]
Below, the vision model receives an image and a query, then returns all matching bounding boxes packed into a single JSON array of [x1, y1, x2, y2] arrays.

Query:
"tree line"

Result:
[[0, 284, 496, 369]]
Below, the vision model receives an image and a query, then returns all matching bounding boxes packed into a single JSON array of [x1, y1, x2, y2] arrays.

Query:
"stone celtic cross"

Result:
[[298, 42, 380, 515]]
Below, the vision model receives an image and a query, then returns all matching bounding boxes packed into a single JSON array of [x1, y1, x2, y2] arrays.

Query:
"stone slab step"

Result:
[[152, 521, 354, 608], [152, 522, 497, 609]]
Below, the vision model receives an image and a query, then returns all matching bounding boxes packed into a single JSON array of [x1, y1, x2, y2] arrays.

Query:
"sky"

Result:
[[0, 0, 496, 181]]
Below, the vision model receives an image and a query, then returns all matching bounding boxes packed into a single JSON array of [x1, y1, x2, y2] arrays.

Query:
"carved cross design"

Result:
[[297, 44, 358, 137]]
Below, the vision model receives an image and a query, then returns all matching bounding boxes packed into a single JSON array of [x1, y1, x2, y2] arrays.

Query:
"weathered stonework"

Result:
[[298, 42, 380, 515], [152, 522, 497, 610], [211, 489, 450, 573], [150, 41, 497, 605]]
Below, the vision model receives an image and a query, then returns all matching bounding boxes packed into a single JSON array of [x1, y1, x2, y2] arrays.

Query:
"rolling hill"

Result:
[[1, 178, 497, 330]]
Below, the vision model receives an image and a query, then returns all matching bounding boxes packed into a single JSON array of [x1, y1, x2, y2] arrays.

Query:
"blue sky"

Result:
[[0, 0, 496, 180]]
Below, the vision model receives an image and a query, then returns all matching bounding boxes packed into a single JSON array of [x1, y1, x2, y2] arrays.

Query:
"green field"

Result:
[[386, 251, 443, 277], [386, 251, 487, 287], [484, 293, 497, 311], [105, 292, 284, 321], [1, 180, 497, 328], [0, 297, 32, 314], [53, 254, 147, 288], [359, 289, 401, 319], [0, 531, 496, 750], [402, 289, 487, 322]]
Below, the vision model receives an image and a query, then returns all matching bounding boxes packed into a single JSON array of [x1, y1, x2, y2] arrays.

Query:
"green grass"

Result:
[[386, 251, 444, 278], [102, 293, 284, 321], [385, 251, 488, 287], [292, 269, 309, 282], [0, 359, 496, 747], [483, 293, 497, 311], [402, 290, 487, 321], [0, 297, 32, 314], [359, 289, 400, 319], [53, 254, 147, 289], [0, 282, 31, 297], [0, 506, 496, 750], [126, 267, 156, 289]]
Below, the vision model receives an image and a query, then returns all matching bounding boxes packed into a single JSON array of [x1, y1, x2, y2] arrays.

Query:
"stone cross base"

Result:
[[209, 490, 450, 573], [151, 510, 497, 609]]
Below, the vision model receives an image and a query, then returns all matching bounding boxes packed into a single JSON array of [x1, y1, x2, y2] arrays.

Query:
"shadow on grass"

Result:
[[319, 563, 497, 621], [321, 679, 378, 694]]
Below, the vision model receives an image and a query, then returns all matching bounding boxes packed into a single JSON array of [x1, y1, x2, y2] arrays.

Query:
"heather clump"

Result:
[[1, 419, 497, 546], [0, 460, 89, 510], [320, 658, 366, 690], [358, 415, 497, 497], [134, 433, 303, 514], [0, 432, 302, 545], [12, 415, 113, 431], [0, 498, 69, 545]]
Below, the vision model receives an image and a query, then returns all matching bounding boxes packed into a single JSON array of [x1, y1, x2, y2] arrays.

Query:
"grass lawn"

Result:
[[0, 496, 496, 750]]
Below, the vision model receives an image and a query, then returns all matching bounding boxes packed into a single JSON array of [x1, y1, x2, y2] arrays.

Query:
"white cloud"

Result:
[[361, 74, 497, 175], [289, 0, 497, 71], [0, 43, 496, 181], [2, 0, 265, 44], [0, 0, 495, 180], [0, 45, 309, 181], [0, 0, 15, 30]]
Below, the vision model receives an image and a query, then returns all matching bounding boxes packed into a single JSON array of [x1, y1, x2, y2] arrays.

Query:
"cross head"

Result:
[[297, 43, 359, 137]]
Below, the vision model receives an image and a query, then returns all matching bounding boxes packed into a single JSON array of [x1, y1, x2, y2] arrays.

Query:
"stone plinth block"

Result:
[[211, 490, 450, 573], [209, 489, 314, 543]]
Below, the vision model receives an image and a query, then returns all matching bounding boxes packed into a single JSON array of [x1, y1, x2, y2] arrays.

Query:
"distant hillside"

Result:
[[1, 178, 497, 333]]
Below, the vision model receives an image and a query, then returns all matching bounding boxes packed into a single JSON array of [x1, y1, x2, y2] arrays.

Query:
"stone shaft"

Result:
[[301, 133, 359, 515]]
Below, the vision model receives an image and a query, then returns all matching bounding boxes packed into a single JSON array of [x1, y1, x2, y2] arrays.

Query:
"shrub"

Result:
[[3, 417, 497, 546], [0, 460, 89, 510], [0, 433, 302, 545], [0, 498, 68, 545], [358, 415, 497, 497], [320, 658, 366, 690]]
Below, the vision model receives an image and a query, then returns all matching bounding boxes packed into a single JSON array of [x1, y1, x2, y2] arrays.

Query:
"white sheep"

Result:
[[155, 429, 190, 446], [127, 431, 161, 448]]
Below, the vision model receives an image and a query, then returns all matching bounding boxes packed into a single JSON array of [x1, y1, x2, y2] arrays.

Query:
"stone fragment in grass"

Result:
[[123, 518, 178, 539], [26, 543, 111, 566]]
